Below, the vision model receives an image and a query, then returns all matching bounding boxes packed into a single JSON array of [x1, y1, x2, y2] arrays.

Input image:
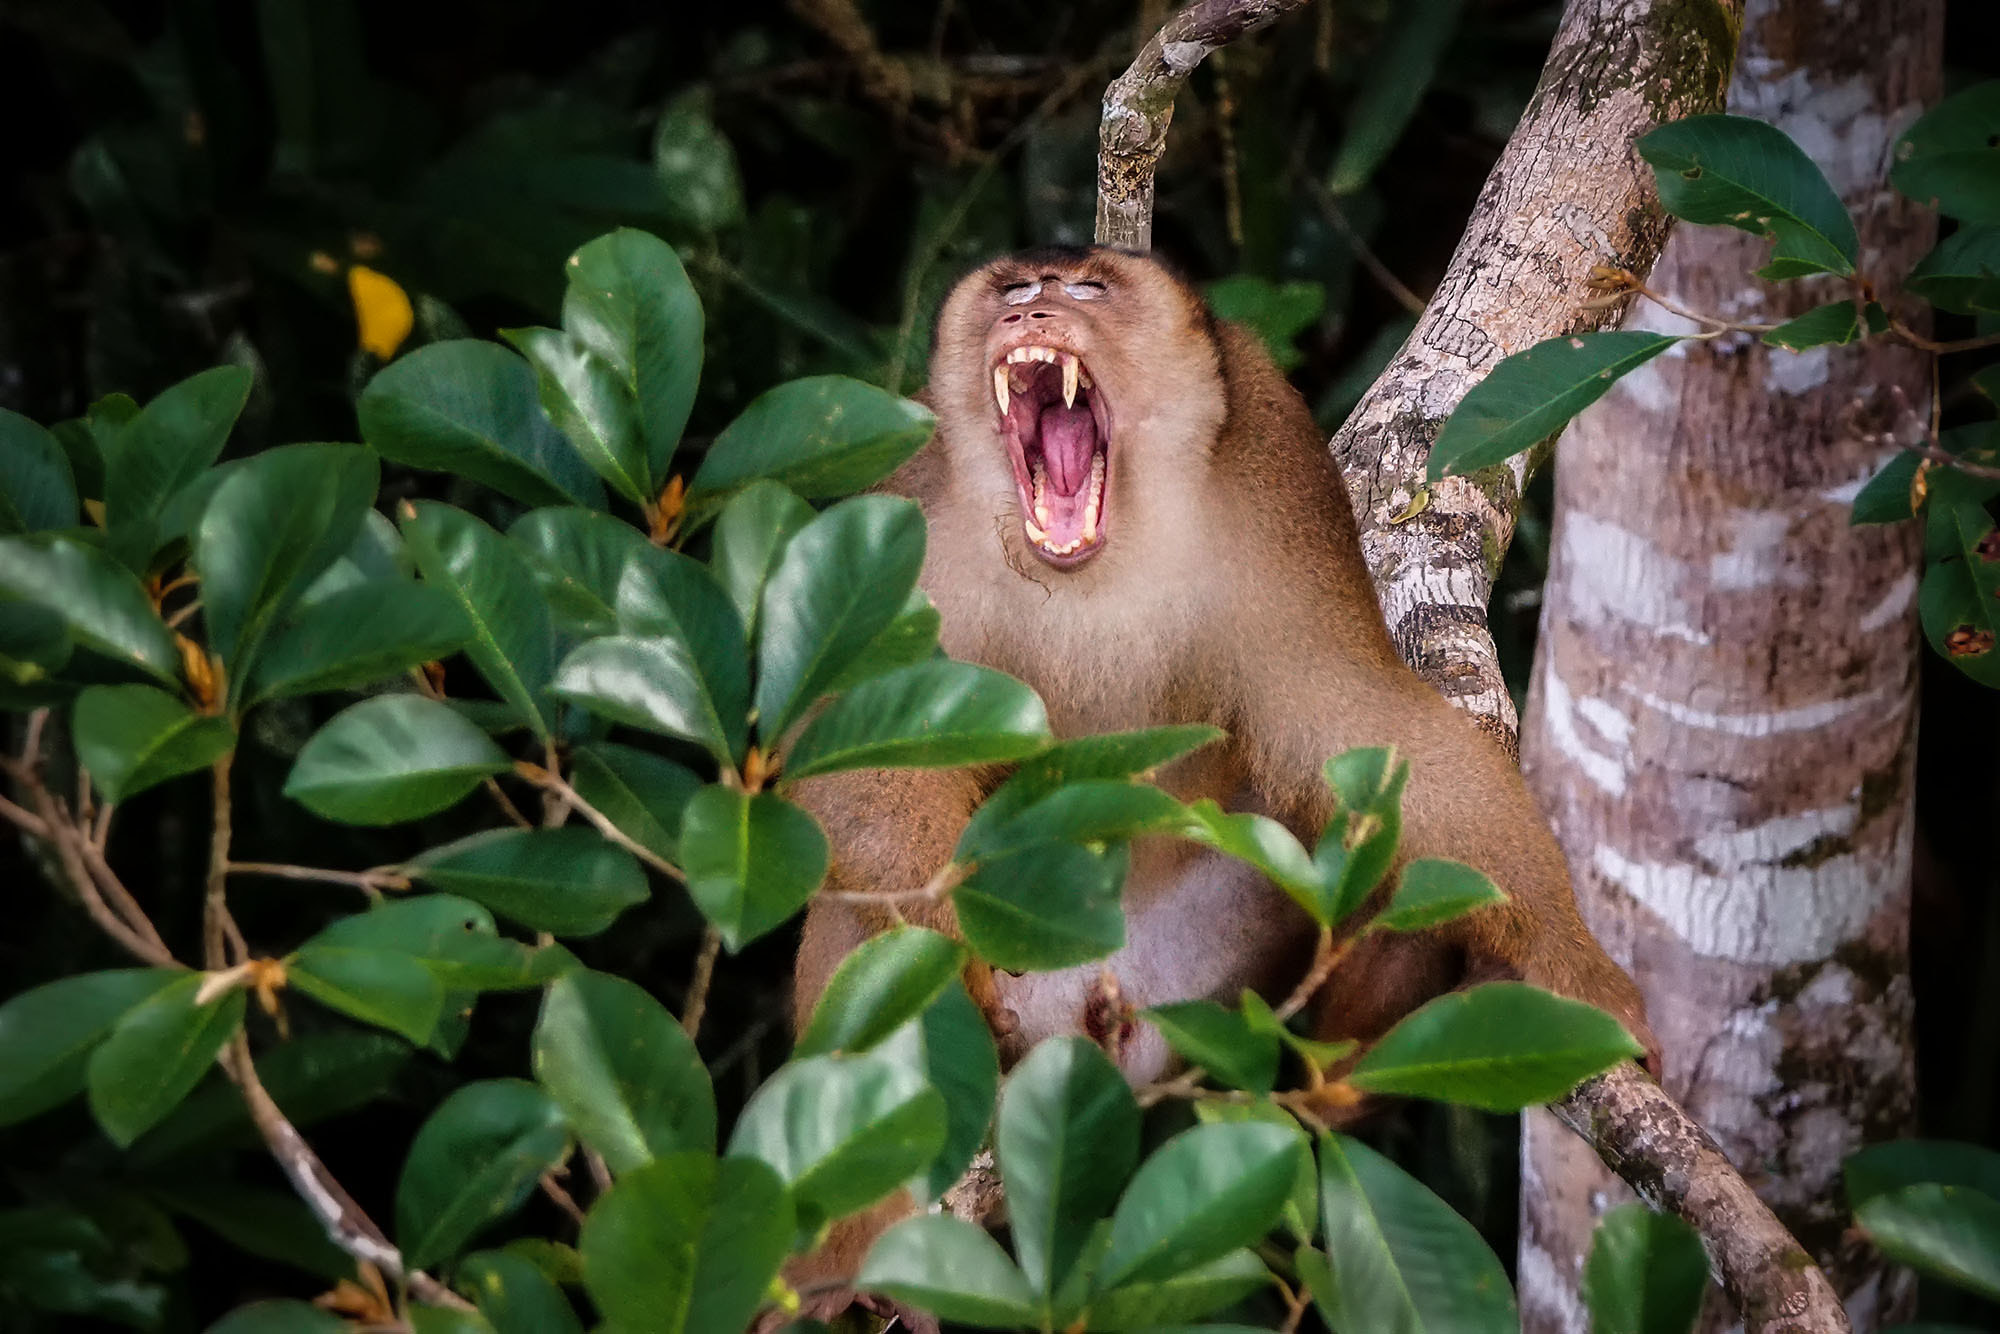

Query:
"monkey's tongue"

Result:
[[1038, 404, 1098, 495]]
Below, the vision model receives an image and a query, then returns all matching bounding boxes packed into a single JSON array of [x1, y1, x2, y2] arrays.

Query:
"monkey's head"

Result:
[[931, 246, 1225, 571]]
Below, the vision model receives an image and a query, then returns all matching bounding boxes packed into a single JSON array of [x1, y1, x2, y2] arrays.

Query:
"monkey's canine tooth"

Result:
[[993, 366, 1011, 415], [1024, 516, 1050, 543], [1061, 354, 1079, 409]]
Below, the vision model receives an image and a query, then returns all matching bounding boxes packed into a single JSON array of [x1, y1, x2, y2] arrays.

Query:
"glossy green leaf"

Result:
[[554, 637, 727, 759], [755, 494, 926, 738], [1309, 1133, 1517, 1334], [1906, 224, 2000, 314], [1182, 801, 1328, 920], [727, 1049, 948, 1240], [1846, 1138, 2000, 1208], [1920, 493, 2000, 688], [85, 972, 245, 1147], [880, 980, 999, 1202], [103, 365, 252, 569], [709, 480, 815, 635], [654, 93, 746, 234], [249, 581, 474, 702], [1580, 1203, 1708, 1334], [1350, 981, 1643, 1110], [532, 969, 716, 1172], [957, 726, 1222, 856], [403, 501, 563, 740], [1320, 746, 1410, 923], [823, 588, 943, 694], [1640, 114, 1859, 277], [858, 1215, 1040, 1328], [1192, 1099, 1317, 1245], [784, 661, 1050, 780], [195, 443, 378, 697], [73, 684, 235, 803], [458, 1251, 584, 1334], [0, 600, 69, 693], [1143, 1000, 1279, 1093], [1761, 301, 1864, 351], [409, 828, 649, 937], [508, 506, 652, 637], [955, 842, 1127, 972], [1098, 1121, 1303, 1290], [1087, 1249, 1273, 1330], [1891, 82, 2000, 223], [298, 509, 414, 608], [690, 377, 933, 513], [396, 1079, 570, 1269], [1428, 333, 1684, 481], [678, 786, 828, 950], [0, 969, 178, 1126], [569, 743, 702, 865], [285, 694, 510, 825], [0, 535, 179, 683], [0, 408, 77, 535], [505, 325, 648, 504], [796, 927, 967, 1057], [563, 229, 704, 481], [1856, 1183, 2000, 1300], [359, 340, 604, 509], [998, 1036, 1141, 1297], [965, 780, 1193, 861], [289, 946, 446, 1045], [204, 1302, 349, 1334], [612, 547, 749, 763], [1372, 859, 1507, 933], [310, 896, 572, 992], [409, 1306, 496, 1334], [1852, 426, 2000, 526], [580, 1153, 791, 1334]]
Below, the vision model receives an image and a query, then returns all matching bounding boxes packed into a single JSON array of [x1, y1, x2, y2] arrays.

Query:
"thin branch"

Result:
[[538, 1169, 588, 1228], [482, 776, 533, 829], [1307, 179, 1428, 316], [203, 753, 246, 969], [1889, 315, 2000, 355], [1274, 928, 1344, 1022], [1097, 0, 1313, 250], [0, 788, 50, 838], [31, 784, 177, 968], [513, 762, 685, 882], [815, 858, 970, 905], [682, 926, 724, 1041], [228, 861, 410, 895], [79, 837, 172, 958]]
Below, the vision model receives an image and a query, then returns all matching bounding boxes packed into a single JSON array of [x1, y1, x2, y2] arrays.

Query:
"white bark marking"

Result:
[[1858, 570, 1917, 631], [1818, 450, 1903, 505], [1543, 673, 1630, 796], [1558, 513, 1710, 643], [1625, 685, 1886, 737], [1766, 345, 1832, 395], [1709, 509, 1801, 590], [1519, 1243, 1591, 1334], [1575, 693, 1633, 746], [1692, 806, 1854, 867]]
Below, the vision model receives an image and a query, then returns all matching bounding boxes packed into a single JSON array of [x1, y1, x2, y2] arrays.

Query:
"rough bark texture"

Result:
[[1331, 0, 1740, 755], [1096, 0, 1311, 251], [1516, 0, 1942, 1328]]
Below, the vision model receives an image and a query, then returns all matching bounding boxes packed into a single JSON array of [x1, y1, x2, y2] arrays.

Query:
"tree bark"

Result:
[[1516, 1, 1942, 1329]]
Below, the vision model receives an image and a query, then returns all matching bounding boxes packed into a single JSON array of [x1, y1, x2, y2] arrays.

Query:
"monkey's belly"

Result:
[[990, 841, 1314, 1083]]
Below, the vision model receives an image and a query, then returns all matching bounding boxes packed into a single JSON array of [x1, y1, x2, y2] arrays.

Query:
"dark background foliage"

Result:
[[0, 0, 1995, 1325]]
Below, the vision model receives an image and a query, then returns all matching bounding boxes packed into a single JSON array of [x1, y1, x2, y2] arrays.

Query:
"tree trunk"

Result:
[[1516, 0, 1941, 1329]]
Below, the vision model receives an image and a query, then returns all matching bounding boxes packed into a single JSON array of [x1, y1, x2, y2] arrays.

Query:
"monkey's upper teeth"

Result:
[[1061, 353, 1079, 409], [994, 365, 1010, 416], [1005, 345, 1061, 365]]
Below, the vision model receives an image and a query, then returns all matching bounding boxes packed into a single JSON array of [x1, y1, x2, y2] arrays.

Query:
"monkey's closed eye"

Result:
[[1064, 281, 1107, 300], [1003, 281, 1044, 305]]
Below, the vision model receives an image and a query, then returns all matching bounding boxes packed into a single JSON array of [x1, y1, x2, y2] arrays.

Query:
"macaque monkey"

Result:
[[792, 245, 1655, 1085]]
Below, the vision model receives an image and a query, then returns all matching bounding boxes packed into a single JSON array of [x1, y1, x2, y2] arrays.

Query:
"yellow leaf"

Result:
[[348, 264, 413, 362]]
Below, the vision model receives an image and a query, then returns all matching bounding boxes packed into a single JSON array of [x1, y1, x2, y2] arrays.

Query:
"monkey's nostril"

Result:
[[1002, 312, 1023, 323], [1029, 310, 1054, 319]]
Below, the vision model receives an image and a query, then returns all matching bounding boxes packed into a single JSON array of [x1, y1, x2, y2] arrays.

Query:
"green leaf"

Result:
[[858, 1215, 1041, 1328], [957, 726, 1223, 856], [1098, 1121, 1304, 1290], [755, 494, 927, 738], [403, 501, 563, 740], [954, 842, 1127, 972], [1181, 801, 1328, 921], [0, 969, 178, 1126], [1761, 301, 1864, 351], [654, 93, 746, 234], [709, 480, 815, 635], [358, 340, 605, 509], [504, 325, 648, 504], [0, 408, 77, 535], [689, 378, 934, 515], [1428, 333, 1684, 481], [158, 1183, 355, 1281], [579, 1153, 791, 1334], [1856, 1182, 2000, 1300], [1350, 981, 1643, 1110], [796, 927, 967, 1057], [1581, 1203, 1708, 1334], [0, 600, 70, 693], [204, 1302, 349, 1334], [409, 828, 649, 937], [1640, 114, 1859, 277], [727, 1049, 948, 1241], [880, 981, 999, 1202], [1143, 1000, 1279, 1093], [1086, 1250, 1273, 1330], [997, 1036, 1141, 1298], [0, 535, 179, 683], [784, 661, 1050, 780], [310, 896, 571, 992], [563, 229, 704, 482], [613, 548, 750, 764], [532, 969, 716, 1172], [73, 684, 235, 803], [679, 786, 828, 951], [1906, 224, 2000, 315], [410, 1305, 496, 1334], [1372, 859, 1507, 933], [249, 581, 474, 702], [1192, 1099, 1317, 1245], [458, 1251, 584, 1334], [1320, 746, 1410, 923], [553, 637, 735, 762], [968, 781, 1193, 859], [1308, 1133, 1516, 1334], [508, 506, 652, 637], [1921, 494, 2000, 688], [1891, 82, 2000, 223], [285, 694, 511, 825], [1324, 0, 1466, 195], [195, 443, 379, 698], [1847, 1139, 2000, 1209], [823, 588, 943, 694], [289, 946, 446, 1045], [1205, 278, 1325, 372], [103, 365, 252, 569], [85, 972, 245, 1147], [396, 1079, 570, 1269], [569, 743, 702, 865]]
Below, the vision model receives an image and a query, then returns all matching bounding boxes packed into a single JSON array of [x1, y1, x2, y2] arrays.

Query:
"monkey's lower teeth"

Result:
[[1024, 452, 1106, 556]]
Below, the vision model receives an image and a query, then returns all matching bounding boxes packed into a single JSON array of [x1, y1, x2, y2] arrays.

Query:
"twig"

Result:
[[80, 837, 172, 958], [682, 925, 724, 1041], [482, 776, 533, 829], [0, 789, 50, 838], [513, 761, 686, 882], [1096, 0, 1313, 250], [1889, 316, 2000, 355], [228, 861, 410, 896], [1274, 928, 1345, 1022], [25, 784, 177, 968], [816, 859, 970, 905], [538, 1169, 588, 1228], [1276, 1274, 1314, 1334], [203, 753, 246, 969], [1307, 179, 1429, 316]]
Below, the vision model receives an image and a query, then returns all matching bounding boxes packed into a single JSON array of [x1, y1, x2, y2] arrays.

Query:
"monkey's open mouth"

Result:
[[993, 345, 1112, 567]]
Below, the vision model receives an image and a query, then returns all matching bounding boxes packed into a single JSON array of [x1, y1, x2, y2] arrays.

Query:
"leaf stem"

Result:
[[683, 925, 724, 1040], [227, 861, 409, 896], [514, 761, 687, 882], [203, 753, 246, 969]]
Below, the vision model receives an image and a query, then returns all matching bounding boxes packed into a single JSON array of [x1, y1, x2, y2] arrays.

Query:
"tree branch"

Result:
[[1096, 0, 1312, 251]]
